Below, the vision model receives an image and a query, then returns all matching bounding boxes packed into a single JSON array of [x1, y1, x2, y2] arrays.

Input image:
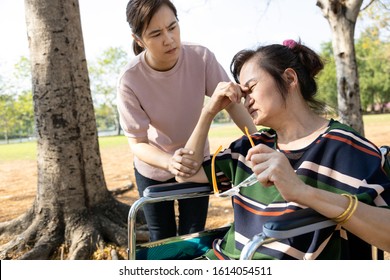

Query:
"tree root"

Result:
[[98, 215, 127, 245], [0, 208, 35, 237], [0, 199, 138, 259], [67, 218, 100, 260], [109, 183, 134, 196], [0, 211, 61, 259]]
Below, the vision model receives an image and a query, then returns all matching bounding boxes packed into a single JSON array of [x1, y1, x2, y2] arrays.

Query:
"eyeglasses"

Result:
[[211, 126, 257, 197]]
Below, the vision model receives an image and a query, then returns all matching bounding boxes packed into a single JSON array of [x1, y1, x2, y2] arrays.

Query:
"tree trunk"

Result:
[[317, 0, 365, 135], [0, 0, 135, 260], [116, 112, 122, 136]]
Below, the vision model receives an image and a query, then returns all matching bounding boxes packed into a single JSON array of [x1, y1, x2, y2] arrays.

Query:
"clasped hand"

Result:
[[168, 148, 199, 177]]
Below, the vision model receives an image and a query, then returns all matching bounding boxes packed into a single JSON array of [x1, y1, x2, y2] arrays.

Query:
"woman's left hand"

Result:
[[168, 148, 199, 177]]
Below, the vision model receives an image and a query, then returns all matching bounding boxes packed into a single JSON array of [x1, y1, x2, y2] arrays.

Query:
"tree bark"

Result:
[[0, 0, 139, 260], [317, 0, 365, 135]]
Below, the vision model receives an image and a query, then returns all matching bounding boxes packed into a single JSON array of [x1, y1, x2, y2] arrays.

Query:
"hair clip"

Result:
[[283, 39, 297, 49]]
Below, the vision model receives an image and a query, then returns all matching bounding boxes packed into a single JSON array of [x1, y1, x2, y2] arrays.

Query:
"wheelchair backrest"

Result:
[[381, 145, 390, 176]]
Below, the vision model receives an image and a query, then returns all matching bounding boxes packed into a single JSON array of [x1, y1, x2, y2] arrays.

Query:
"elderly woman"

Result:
[[176, 40, 390, 260]]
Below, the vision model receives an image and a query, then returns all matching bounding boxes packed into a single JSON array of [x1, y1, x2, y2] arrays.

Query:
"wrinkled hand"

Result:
[[246, 144, 308, 202], [204, 82, 243, 115], [168, 148, 199, 177]]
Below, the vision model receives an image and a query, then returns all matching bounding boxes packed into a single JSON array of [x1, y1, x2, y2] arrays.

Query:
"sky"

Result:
[[0, 0, 368, 77]]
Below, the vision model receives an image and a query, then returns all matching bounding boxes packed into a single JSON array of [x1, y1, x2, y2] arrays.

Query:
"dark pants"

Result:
[[134, 168, 209, 241]]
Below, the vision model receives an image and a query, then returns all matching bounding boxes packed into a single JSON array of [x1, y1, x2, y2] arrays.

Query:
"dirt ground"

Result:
[[0, 122, 389, 258], [0, 135, 238, 229]]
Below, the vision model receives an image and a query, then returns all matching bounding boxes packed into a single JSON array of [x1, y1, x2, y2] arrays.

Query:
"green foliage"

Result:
[[95, 103, 117, 130], [317, 41, 338, 111], [0, 93, 16, 141], [89, 47, 130, 134], [359, 0, 390, 41], [0, 56, 34, 141], [315, 0, 390, 114], [356, 1, 390, 112], [14, 91, 34, 135], [0, 47, 133, 141], [3, 17, 390, 142], [213, 110, 231, 124], [356, 27, 390, 112], [316, 29, 390, 114]]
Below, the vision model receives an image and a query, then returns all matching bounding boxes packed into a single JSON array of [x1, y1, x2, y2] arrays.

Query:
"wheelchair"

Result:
[[127, 145, 390, 260]]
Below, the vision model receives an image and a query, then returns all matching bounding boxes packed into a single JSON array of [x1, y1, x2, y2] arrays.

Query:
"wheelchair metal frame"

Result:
[[127, 183, 213, 260], [127, 145, 389, 260]]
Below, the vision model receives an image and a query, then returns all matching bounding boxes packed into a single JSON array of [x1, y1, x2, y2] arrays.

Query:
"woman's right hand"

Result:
[[168, 148, 199, 177], [204, 81, 243, 115], [246, 144, 309, 202]]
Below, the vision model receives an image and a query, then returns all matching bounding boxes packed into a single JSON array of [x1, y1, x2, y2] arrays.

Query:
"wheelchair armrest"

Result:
[[240, 208, 336, 260], [262, 208, 336, 239], [143, 182, 213, 198]]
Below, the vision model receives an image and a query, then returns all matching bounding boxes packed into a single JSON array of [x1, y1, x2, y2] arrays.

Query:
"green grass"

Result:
[[208, 123, 245, 138], [0, 141, 37, 161], [1, 113, 389, 162], [361, 113, 390, 125], [97, 135, 128, 149], [0, 135, 128, 162]]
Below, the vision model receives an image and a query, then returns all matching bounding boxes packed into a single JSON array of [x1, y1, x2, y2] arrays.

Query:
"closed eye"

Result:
[[248, 83, 257, 92], [168, 24, 177, 31]]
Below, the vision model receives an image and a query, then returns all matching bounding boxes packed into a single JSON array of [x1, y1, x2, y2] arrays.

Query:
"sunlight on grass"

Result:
[[0, 141, 37, 161], [0, 135, 128, 162], [98, 135, 128, 149], [209, 124, 244, 138], [362, 114, 389, 125], [0, 114, 389, 162]]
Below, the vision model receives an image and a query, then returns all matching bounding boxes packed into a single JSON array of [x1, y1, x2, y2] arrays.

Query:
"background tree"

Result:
[[357, 1, 390, 112], [13, 91, 34, 140], [0, 0, 130, 260], [12, 57, 35, 140], [317, 41, 338, 112], [89, 47, 130, 135], [316, 0, 390, 116], [0, 57, 34, 142], [0, 93, 15, 144], [356, 27, 390, 112], [316, 0, 366, 135]]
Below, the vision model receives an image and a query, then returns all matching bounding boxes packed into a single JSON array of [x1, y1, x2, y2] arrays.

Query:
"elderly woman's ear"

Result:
[[283, 68, 298, 89]]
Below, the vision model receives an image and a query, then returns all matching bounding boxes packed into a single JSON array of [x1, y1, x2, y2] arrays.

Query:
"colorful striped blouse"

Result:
[[202, 119, 390, 260]]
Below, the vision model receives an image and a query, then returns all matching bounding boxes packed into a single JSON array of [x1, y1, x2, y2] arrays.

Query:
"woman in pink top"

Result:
[[117, 0, 256, 241]]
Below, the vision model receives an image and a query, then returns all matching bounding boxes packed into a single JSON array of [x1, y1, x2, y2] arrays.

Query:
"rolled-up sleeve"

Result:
[[117, 79, 149, 139]]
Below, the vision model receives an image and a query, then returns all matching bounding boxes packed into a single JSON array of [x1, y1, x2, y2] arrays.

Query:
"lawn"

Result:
[[1, 113, 389, 161], [0, 113, 389, 259]]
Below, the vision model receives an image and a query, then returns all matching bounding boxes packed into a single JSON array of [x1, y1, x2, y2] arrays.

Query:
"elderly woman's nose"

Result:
[[242, 94, 250, 105]]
